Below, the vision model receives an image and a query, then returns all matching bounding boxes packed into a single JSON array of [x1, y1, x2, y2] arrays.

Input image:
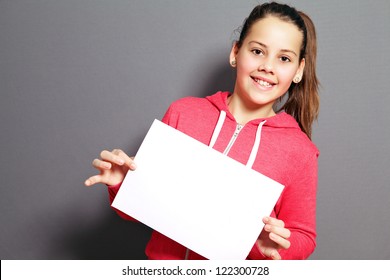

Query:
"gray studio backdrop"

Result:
[[1, 0, 389, 260]]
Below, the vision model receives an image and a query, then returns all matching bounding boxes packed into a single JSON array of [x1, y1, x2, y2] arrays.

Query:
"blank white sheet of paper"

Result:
[[111, 119, 284, 260]]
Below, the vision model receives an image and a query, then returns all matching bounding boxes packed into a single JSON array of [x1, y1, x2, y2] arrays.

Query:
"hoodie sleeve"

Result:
[[277, 149, 319, 259], [161, 101, 180, 128], [248, 148, 319, 260]]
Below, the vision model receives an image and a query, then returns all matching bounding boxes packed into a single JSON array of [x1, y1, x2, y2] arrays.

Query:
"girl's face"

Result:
[[230, 16, 305, 117]]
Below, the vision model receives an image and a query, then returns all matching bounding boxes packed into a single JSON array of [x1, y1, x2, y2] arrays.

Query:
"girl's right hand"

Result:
[[84, 149, 136, 187]]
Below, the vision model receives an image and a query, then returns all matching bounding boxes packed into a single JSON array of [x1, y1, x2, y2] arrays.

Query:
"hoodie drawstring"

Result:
[[208, 110, 266, 169], [209, 110, 226, 148], [246, 120, 266, 169]]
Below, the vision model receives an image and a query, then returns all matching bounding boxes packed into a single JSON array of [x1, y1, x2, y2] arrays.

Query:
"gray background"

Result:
[[1, 0, 389, 260]]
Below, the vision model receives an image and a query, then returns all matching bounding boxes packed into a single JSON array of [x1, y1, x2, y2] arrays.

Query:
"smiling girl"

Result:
[[85, 2, 320, 260]]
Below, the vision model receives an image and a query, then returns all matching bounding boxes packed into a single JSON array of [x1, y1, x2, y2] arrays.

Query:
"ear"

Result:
[[295, 58, 305, 80], [229, 42, 239, 67], [293, 58, 305, 83]]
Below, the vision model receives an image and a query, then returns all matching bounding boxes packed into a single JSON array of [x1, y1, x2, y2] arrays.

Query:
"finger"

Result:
[[92, 158, 112, 170], [270, 250, 282, 260], [262, 246, 281, 260], [269, 232, 291, 250], [100, 150, 125, 165], [264, 224, 291, 239], [84, 174, 104, 187], [263, 216, 285, 228], [112, 149, 136, 170]]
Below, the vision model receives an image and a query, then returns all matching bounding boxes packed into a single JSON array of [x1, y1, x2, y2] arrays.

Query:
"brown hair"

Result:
[[237, 2, 320, 139]]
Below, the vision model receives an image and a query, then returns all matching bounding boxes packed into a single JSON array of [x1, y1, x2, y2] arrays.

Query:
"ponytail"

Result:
[[278, 11, 320, 139]]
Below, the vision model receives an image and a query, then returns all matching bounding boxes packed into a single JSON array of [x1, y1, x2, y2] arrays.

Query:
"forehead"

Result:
[[245, 16, 303, 53]]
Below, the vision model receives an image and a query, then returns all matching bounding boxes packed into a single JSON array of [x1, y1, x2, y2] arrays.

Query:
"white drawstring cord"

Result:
[[209, 110, 226, 148], [246, 120, 266, 169]]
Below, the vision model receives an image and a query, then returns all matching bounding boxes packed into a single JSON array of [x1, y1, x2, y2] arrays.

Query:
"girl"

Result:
[[85, 2, 320, 260]]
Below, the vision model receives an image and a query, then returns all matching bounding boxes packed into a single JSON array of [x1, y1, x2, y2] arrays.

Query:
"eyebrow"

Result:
[[249, 41, 298, 57]]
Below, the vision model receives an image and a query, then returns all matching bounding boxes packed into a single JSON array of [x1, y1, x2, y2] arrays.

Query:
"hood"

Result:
[[205, 91, 301, 130]]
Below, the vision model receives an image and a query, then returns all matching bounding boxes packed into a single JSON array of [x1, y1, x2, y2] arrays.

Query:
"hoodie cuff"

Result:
[[107, 182, 122, 200]]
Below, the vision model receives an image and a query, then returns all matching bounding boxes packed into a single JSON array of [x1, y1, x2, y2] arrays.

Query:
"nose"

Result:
[[259, 59, 273, 73]]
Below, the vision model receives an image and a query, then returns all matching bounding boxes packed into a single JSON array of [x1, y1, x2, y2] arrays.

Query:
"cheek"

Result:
[[277, 67, 298, 84], [236, 52, 259, 72], [237, 59, 257, 75]]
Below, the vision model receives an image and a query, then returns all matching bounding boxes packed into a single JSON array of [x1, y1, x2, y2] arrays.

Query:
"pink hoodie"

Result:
[[108, 91, 319, 260]]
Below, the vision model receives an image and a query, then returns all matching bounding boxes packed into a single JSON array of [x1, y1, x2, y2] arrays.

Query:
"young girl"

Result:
[[85, 2, 320, 260]]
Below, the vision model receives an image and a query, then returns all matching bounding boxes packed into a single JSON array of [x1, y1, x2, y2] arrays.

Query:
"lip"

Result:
[[251, 76, 276, 89], [251, 75, 276, 85]]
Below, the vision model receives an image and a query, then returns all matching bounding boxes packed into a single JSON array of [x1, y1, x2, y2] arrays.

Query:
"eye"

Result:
[[251, 49, 264, 56], [280, 56, 291, 62]]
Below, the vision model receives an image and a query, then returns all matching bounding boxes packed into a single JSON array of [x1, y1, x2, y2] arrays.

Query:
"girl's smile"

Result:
[[251, 75, 276, 89]]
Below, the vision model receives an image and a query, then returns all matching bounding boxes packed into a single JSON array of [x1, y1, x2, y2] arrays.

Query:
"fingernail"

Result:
[[85, 180, 90, 186], [130, 163, 137, 170]]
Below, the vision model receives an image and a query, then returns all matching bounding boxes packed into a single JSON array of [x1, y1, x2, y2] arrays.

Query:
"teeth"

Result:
[[255, 78, 272, 87]]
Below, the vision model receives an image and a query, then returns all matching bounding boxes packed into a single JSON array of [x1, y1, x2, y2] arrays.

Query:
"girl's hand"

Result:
[[84, 149, 136, 187], [257, 216, 291, 260]]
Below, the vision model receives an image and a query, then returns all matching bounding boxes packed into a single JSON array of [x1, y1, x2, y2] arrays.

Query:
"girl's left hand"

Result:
[[257, 216, 291, 260]]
